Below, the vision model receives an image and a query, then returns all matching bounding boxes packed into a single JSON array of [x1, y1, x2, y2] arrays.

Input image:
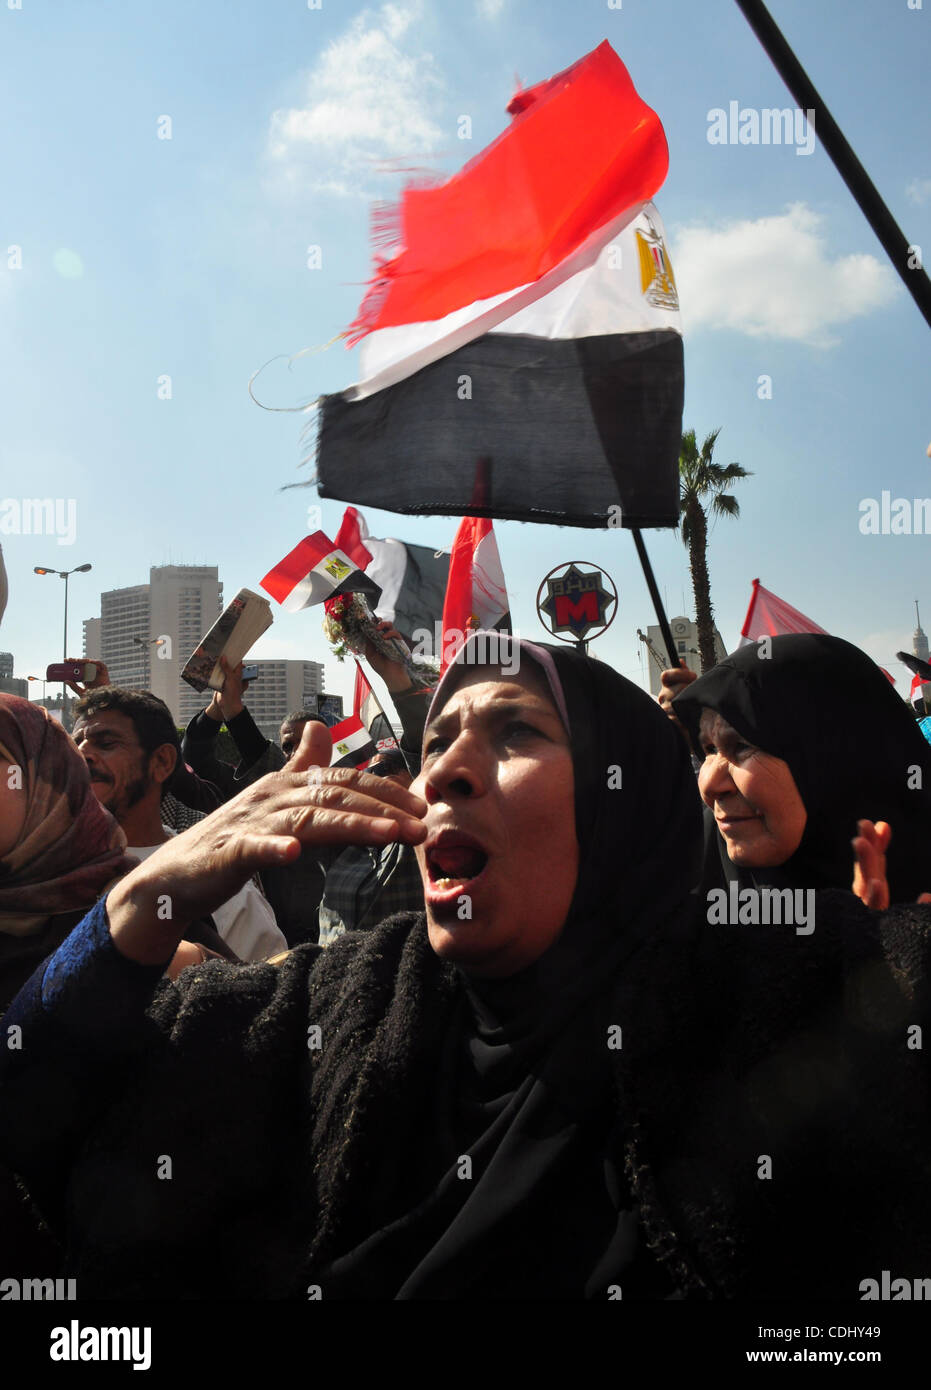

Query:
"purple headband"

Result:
[[424, 632, 571, 734]]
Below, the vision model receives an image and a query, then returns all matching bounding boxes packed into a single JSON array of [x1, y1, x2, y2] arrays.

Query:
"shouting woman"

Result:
[[1, 636, 930, 1299]]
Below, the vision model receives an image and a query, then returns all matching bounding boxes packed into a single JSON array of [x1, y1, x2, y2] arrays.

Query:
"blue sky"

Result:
[[2, 0, 929, 710]]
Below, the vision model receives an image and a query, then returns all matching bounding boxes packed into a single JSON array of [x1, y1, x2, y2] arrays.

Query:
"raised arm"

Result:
[[0, 721, 427, 1207]]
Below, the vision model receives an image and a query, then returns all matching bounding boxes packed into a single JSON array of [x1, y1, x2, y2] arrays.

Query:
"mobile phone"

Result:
[[241, 664, 259, 682], [47, 661, 99, 683]]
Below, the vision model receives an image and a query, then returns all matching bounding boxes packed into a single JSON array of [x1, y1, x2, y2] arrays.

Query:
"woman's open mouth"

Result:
[[424, 832, 490, 904]]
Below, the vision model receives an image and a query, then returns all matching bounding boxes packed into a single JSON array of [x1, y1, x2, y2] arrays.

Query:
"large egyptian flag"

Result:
[[260, 531, 381, 612], [316, 41, 682, 530], [440, 517, 510, 672], [334, 506, 450, 651]]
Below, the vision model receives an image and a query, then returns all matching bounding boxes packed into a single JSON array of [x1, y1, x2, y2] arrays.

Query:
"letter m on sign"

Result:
[[555, 591, 599, 632]]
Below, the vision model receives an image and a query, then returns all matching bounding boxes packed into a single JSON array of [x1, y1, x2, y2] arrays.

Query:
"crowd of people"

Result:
[[1, 618, 931, 1299]]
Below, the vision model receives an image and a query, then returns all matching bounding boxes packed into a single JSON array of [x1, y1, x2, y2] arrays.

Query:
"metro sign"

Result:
[[540, 563, 615, 640]]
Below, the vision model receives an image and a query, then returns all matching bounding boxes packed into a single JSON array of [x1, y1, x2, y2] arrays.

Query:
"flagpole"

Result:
[[353, 657, 415, 776], [630, 528, 680, 670], [735, 0, 931, 331]]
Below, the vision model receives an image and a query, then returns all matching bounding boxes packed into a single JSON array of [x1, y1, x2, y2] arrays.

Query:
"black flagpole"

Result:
[[631, 527, 680, 670], [735, 0, 931, 331], [631, 2, 930, 678]]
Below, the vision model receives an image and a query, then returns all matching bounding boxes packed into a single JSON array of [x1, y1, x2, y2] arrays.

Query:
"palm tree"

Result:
[[678, 428, 752, 672]]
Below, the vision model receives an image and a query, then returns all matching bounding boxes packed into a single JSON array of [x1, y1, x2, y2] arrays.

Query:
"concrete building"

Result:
[[0, 651, 28, 698], [89, 584, 149, 691], [82, 618, 101, 661], [643, 615, 727, 697], [84, 566, 223, 726], [83, 567, 328, 733], [245, 661, 328, 743]]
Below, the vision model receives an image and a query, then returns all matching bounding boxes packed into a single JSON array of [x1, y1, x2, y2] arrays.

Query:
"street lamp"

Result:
[[25, 674, 48, 703], [34, 563, 93, 729], [132, 635, 166, 686]]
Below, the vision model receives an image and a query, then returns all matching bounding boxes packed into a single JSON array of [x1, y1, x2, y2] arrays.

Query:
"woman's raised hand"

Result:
[[106, 720, 427, 965], [658, 662, 698, 717], [852, 819, 892, 911], [852, 818, 931, 911]]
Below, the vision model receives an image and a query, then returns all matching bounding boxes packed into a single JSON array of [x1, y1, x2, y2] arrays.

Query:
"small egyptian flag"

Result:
[[441, 517, 510, 672], [738, 579, 830, 645], [316, 41, 682, 530], [329, 715, 375, 769], [354, 660, 399, 754], [260, 531, 381, 612], [739, 580, 897, 685], [910, 672, 929, 713], [330, 666, 401, 769], [335, 506, 449, 651]]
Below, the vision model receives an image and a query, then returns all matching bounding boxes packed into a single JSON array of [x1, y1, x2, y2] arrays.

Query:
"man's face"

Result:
[[72, 709, 156, 822], [279, 719, 310, 761]]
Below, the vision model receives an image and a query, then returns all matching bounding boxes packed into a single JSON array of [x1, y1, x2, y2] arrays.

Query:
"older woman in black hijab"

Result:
[[2, 635, 931, 1300], [672, 634, 931, 904]]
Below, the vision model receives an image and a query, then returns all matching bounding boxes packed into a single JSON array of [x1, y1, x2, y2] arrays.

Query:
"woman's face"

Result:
[[411, 662, 578, 978], [697, 710, 807, 868]]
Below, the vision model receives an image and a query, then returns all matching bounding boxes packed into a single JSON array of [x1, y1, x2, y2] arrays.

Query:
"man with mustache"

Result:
[[72, 687, 285, 964]]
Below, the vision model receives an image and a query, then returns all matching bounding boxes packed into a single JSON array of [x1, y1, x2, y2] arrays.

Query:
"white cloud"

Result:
[[477, 0, 506, 17], [672, 203, 898, 347], [906, 177, 931, 206], [268, 2, 444, 192]]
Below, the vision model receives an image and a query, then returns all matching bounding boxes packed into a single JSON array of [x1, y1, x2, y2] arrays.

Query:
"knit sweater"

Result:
[[2, 889, 930, 1299]]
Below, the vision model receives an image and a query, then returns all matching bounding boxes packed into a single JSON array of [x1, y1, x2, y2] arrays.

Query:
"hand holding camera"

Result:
[[46, 659, 111, 696]]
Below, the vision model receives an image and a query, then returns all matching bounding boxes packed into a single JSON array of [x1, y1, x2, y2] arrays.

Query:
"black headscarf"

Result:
[[313, 634, 703, 1297], [673, 634, 931, 901], [438, 635, 702, 1043]]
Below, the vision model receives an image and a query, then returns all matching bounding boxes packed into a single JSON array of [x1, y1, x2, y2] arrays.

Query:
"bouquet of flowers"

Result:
[[322, 593, 438, 690]]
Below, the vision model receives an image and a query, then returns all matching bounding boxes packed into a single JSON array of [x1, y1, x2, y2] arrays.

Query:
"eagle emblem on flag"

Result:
[[636, 213, 679, 311], [323, 556, 352, 584], [336, 741, 350, 756]]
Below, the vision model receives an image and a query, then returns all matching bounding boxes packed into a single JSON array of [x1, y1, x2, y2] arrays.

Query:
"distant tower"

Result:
[[914, 600, 929, 665]]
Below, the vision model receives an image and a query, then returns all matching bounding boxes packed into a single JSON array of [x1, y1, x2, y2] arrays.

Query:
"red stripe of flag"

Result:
[[334, 505, 373, 572], [347, 41, 668, 342], [440, 517, 509, 673]]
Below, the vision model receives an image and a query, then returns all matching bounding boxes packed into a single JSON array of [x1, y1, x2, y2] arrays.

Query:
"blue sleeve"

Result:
[[2, 896, 171, 1049], [0, 899, 173, 1189]]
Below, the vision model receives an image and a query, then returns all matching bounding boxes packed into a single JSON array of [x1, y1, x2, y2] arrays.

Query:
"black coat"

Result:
[[3, 889, 930, 1300]]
